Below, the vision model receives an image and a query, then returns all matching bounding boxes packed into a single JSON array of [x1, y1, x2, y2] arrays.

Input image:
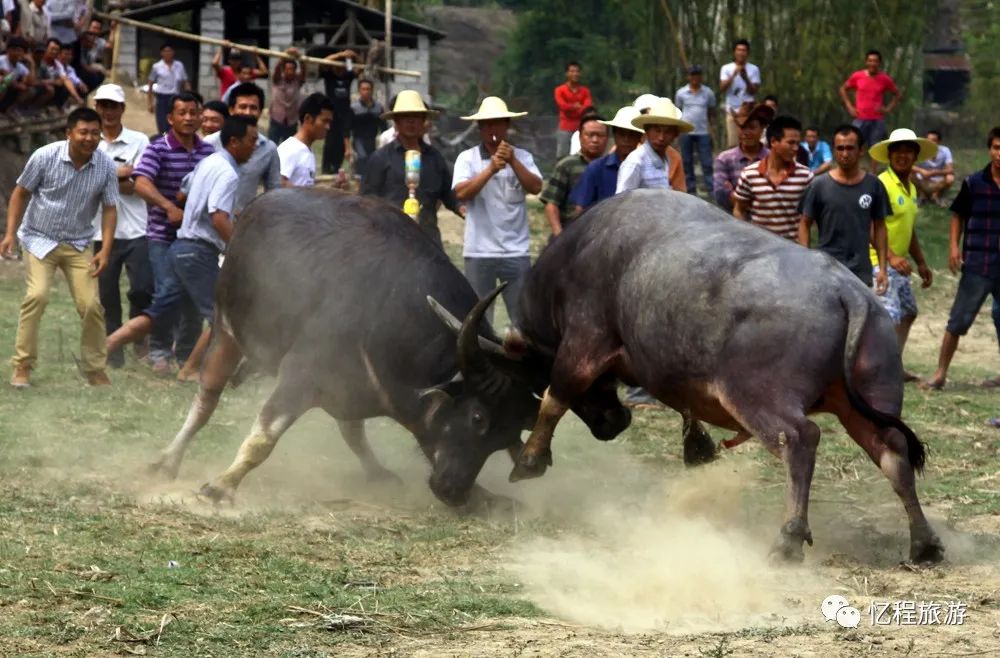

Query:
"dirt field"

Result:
[[0, 132, 998, 656]]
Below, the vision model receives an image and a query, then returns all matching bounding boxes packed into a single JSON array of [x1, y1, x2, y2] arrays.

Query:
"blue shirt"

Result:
[[805, 140, 832, 171], [569, 151, 625, 209], [176, 150, 239, 251]]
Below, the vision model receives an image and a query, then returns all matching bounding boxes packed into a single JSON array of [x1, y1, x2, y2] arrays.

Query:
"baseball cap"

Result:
[[93, 84, 126, 104]]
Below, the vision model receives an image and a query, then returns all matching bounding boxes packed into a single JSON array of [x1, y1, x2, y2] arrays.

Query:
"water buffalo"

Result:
[[150, 189, 541, 507], [507, 189, 944, 564]]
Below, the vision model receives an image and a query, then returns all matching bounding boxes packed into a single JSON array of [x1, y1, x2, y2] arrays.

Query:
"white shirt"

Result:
[[452, 143, 541, 258], [719, 61, 761, 111], [276, 136, 315, 187], [616, 141, 671, 193], [56, 60, 83, 87], [0, 54, 30, 81], [149, 59, 187, 95], [569, 130, 581, 155], [177, 150, 239, 251], [93, 126, 150, 240]]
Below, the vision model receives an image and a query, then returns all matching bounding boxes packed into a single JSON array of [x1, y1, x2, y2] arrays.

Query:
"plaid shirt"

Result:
[[16, 141, 119, 260], [952, 165, 1000, 278], [540, 153, 591, 226], [713, 144, 769, 211]]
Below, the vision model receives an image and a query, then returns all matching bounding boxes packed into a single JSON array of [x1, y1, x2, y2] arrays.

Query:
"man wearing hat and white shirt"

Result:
[[453, 96, 542, 326], [92, 83, 153, 369], [362, 90, 462, 248], [616, 97, 691, 194], [569, 106, 644, 211], [864, 128, 935, 377]]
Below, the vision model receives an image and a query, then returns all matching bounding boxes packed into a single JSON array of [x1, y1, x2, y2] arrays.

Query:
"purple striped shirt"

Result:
[[133, 131, 216, 243]]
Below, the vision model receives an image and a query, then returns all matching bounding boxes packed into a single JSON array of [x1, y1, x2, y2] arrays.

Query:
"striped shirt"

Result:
[[177, 150, 239, 252], [133, 131, 216, 243], [733, 157, 813, 240], [951, 165, 1000, 278], [16, 141, 119, 260]]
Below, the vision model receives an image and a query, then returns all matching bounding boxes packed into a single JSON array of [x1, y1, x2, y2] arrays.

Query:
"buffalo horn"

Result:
[[457, 284, 511, 395], [426, 295, 510, 359]]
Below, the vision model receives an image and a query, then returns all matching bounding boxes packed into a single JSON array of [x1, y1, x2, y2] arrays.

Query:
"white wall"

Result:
[[389, 35, 430, 101]]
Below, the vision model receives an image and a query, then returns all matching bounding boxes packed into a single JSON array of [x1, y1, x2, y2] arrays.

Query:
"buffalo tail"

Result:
[[840, 289, 926, 472]]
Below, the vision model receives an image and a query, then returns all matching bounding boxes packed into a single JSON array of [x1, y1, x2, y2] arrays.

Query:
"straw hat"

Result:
[[380, 90, 439, 120], [460, 96, 527, 121], [600, 106, 644, 134], [632, 93, 660, 113], [630, 98, 694, 133], [869, 128, 938, 164], [733, 102, 775, 128]]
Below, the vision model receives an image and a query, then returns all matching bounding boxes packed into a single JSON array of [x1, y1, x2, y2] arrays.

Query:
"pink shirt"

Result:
[[844, 70, 898, 120]]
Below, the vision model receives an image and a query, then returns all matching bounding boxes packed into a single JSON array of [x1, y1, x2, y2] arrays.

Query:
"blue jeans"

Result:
[[148, 239, 202, 362], [679, 133, 714, 196], [145, 239, 220, 325], [154, 93, 173, 135], [464, 256, 531, 328]]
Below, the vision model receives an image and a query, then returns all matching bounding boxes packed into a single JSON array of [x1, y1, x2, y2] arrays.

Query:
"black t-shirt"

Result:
[[799, 172, 891, 285], [320, 68, 356, 130]]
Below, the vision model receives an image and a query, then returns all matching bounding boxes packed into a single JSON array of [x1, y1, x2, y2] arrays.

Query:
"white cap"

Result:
[[632, 94, 660, 113], [93, 84, 126, 104]]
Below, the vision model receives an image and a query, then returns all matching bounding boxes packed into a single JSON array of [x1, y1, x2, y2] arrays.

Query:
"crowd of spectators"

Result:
[[0, 1, 109, 119]]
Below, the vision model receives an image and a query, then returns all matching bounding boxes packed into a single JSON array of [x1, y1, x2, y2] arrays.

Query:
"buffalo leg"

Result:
[[198, 356, 315, 503], [335, 419, 402, 485], [510, 388, 568, 482], [718, 393, 820, 562], [836, 407, 944, 564], [150, 330, 242, 479], [682, 411, 718, 466]]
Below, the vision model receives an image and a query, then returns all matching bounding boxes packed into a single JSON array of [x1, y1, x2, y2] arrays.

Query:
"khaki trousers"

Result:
[[725, 112, 741, 148], [12, 244, 107, 373]]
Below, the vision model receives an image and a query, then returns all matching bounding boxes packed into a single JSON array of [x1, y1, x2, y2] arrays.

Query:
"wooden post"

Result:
[[384, 0, 392, 101], [109, 18, 122, 84], [91, 10, 421, 78]]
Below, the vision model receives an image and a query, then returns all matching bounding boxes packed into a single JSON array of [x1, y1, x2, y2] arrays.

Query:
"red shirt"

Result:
[[217, 66, 238, 97], [554, 83, 593, 131], [844, 70, 898, 120]]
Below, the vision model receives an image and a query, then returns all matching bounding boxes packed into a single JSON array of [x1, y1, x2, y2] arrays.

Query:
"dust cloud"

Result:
[[504, 446, 831, 634]]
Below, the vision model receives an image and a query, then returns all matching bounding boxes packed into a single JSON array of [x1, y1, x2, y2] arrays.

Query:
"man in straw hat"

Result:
[[453, 96, 542, 327], [863, 128, 936, 378], [362, 90, 463, 248], [922, 127, 1000, 390], [615, 97, 690, 194], [569, 105, 644, 211], [712, 102, 773, 212], [540, 110, 607, 237]]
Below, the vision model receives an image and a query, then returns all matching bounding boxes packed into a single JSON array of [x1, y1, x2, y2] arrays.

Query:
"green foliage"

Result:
[[960, 0, 1000, 136], [497, 0, 935, 133]]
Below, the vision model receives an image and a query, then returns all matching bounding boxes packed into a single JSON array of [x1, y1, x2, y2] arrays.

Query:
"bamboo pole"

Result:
[[109, 19, 122, 84], [384, 0, 393, 101], [91, 10, 422, 79]]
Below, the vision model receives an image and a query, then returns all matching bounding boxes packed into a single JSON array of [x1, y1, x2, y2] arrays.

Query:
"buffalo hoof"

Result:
[[769, 521, 813, 564], [197, 482, 235, 505], [464, 485, 517, 516], [508, 450, 553, 482], [682, 419, 717, 466], [147, 455, 180, 481], [910, 533, 945, 565]]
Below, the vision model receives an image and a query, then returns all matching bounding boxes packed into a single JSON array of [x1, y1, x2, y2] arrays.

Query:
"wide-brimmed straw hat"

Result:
[[630, 97, 694, 133], [733, 102, 775, 128], [460, 96, 527, 121], [380, 89, 439, 120], [600, 106, 644, 134], [869, 128, 938, 164], [632, 93, 660, 113]]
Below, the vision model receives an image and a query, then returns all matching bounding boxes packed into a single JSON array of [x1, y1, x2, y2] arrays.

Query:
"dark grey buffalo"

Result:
[[506, 189, 944, 564], [151, 189, 540, 507]]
